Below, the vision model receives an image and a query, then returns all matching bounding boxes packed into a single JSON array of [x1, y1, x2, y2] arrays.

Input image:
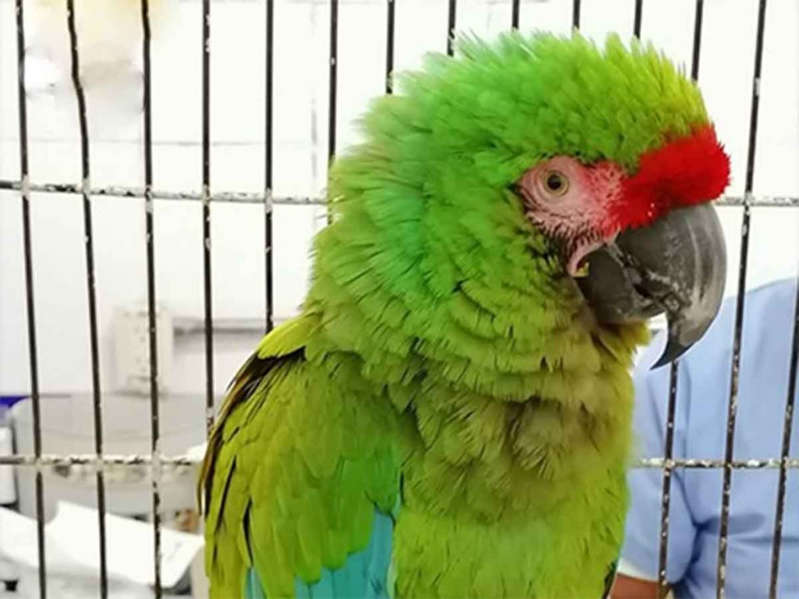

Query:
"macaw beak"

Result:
[[577, 203, 727, 368]]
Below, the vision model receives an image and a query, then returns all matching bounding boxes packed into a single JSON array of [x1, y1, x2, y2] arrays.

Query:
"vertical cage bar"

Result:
[[716, 2, 767, 598], [657, 5, 703, 593], [65, 1, 109, 596], [657, 360, 679, 597], [632, 0, 643, 37], [328, 0, 338, 161], [326, 0, 338, 224], [572, 0, 581, 29], [386, 0, 395, 94], [768, 276, 799, 598], [14, 2, 46, 597], [511, 0, 520, 29], [265, 0, 274, 333], [140, 0, 162, 596], [446, 0, 457, 56], [202, 0, 214, 434], [769, 284, 799, 597], [690, 0, 704, 81]]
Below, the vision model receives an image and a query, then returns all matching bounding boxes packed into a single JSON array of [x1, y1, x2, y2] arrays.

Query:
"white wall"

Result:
[[1, 0, 798, 397]]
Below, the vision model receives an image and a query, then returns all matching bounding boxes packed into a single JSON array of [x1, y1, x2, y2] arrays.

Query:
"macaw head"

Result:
[[512, 38, 730, 366], [321, 31, 729, 377], [504, 35, 730, 365]]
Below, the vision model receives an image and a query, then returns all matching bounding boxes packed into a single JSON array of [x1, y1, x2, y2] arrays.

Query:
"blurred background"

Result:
[[0, 0, 797, 597]]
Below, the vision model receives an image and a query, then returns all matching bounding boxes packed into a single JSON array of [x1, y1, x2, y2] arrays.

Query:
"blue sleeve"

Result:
[[620, 336, 698, 583]]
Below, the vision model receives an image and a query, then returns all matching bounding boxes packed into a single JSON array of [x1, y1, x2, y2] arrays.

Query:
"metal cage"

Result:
[[0, 0, 798, 598]]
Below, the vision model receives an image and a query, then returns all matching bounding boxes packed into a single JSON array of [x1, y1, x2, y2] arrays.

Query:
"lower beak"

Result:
[[576, 203, 727, 368]]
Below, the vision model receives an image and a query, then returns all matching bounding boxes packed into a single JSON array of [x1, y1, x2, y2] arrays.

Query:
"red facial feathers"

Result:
[[607, 125, 730, 234]]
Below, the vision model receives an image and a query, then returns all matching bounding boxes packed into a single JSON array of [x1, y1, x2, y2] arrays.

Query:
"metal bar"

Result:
[[657, 7, 704, 594], [326, 0, 339, 224], [657, 360, 679, 598], [0, 454, 199, 467], [1, 181, 796, 209], [743, 4, 767, 197], [446, 0, 456, 56], [0, 180, 326, 204], [386, 0, 395, 94], [14, 2, 46, 597], [714, 195, 799, 207], [265, 0, 274, 332], [633, 0, 643, 37], [0, 136, 285, 147], [202, 0, 214, 440], [716, 2, 767, 598], [768, 278, 799, 598], [140, 0, 162, 596], [690, 0, 704, 81], [511, 0, 520, 29], [64, 1, 108, 596], [572, 0, 581, 29], [328, 0, 338, 160], [639, 457, 799, 469], [4, 454, 799, 469]]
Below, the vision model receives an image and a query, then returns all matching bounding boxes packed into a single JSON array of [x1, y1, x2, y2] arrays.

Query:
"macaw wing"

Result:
[[200, 313, 401, 599]]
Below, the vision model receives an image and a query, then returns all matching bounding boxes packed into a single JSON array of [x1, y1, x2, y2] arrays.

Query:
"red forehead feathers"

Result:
[[610, 125, 730, 231]]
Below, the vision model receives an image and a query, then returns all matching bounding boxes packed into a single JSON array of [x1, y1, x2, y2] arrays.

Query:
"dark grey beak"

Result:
[[577, 203, 726, 368]]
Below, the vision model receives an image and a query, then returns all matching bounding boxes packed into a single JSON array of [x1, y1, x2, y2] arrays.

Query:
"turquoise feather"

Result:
[[244, 511, 394, 599]]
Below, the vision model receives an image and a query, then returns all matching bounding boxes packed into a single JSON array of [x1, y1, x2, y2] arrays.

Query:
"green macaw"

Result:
[[200, 31, 730, 599]]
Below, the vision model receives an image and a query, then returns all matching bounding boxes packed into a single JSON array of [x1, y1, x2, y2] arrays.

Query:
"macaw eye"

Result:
[[543, 170, 569, 196]]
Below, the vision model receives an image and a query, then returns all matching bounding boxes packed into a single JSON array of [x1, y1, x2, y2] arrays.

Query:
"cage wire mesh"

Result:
[[0, 0, 797, 598]]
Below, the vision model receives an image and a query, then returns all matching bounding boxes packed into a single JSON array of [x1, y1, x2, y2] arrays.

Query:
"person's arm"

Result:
[[610, 556, 662, 598], [611, 573, 660, 599]]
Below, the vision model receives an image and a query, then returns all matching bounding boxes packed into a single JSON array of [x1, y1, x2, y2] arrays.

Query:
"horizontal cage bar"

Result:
[[0, 179, 797, 208], [3, 454, 798, 470]]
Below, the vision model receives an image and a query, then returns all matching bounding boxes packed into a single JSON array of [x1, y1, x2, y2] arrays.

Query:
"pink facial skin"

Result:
[[515, 156, 626, 276]]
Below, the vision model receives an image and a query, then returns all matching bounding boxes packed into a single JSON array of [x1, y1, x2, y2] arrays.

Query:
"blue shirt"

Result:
[[620, 278, 799, 599]]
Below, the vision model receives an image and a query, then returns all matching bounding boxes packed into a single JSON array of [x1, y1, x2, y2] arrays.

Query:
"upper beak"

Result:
[[576, 203, 727, 368]]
